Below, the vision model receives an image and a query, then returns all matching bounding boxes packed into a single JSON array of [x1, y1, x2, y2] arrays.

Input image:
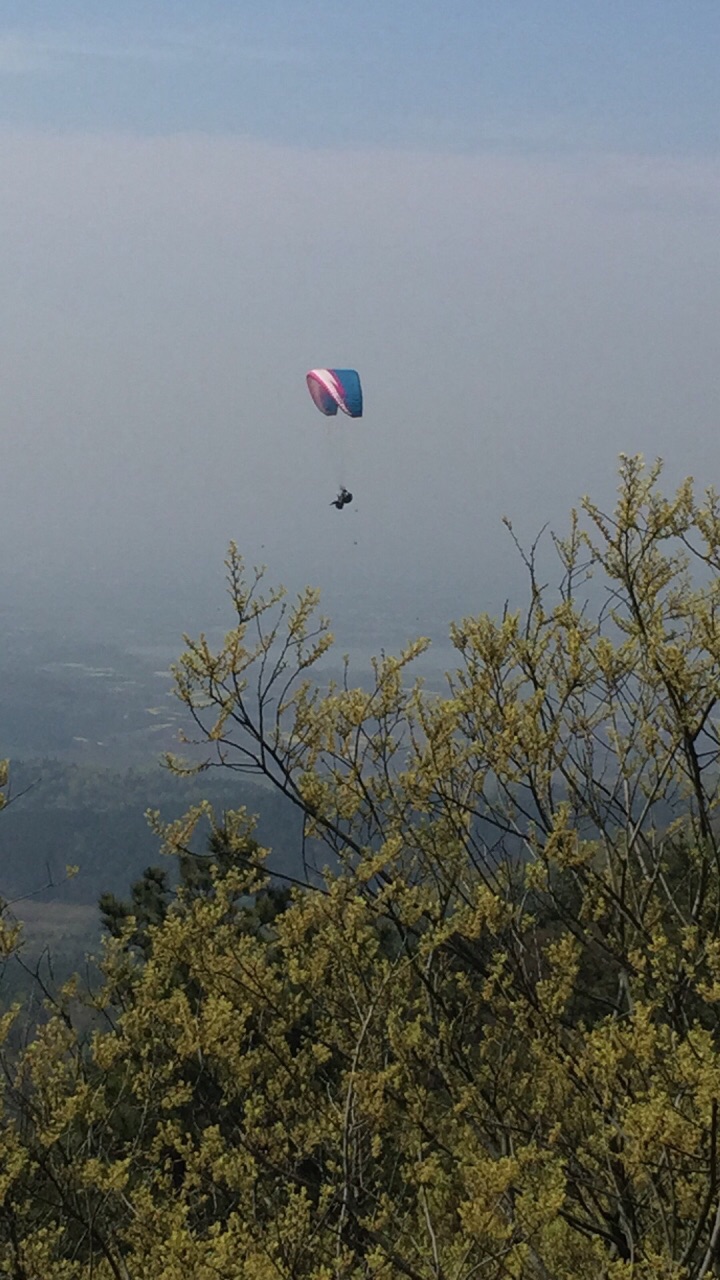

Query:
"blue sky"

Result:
[[0, 1, 718, 152]]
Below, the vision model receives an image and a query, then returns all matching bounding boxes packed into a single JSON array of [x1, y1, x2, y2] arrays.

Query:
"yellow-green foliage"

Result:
[[4, 458, 720, 1277]]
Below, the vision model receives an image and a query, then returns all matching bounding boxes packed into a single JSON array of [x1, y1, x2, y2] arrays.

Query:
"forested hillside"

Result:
[[0, 758, 303, 904], [0, 760, 305, 993]]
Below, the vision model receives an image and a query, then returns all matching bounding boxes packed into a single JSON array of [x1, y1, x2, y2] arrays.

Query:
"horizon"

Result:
[[0, 3, 718, 659]]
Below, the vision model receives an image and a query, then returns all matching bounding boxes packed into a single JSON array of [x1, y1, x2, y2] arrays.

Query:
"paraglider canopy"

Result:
[[306, 368, 363, 418]]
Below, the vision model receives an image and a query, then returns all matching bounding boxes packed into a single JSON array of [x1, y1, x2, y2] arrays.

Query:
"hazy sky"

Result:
[[0, 2, 719, 647]]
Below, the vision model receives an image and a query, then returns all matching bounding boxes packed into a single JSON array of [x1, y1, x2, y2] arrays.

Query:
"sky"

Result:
[[0, 1, 719, 652]]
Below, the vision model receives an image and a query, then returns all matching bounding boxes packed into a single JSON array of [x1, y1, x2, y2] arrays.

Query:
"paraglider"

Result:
[[330, 487, 353, 510], [306, 368, 362, 510]]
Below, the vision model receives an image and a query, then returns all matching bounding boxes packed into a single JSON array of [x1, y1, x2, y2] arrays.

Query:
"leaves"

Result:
[[5, 458, 720, 1274]]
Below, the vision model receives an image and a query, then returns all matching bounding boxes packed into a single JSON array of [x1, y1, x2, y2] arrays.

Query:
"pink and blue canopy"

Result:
[[306, 368, 363, 418]]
